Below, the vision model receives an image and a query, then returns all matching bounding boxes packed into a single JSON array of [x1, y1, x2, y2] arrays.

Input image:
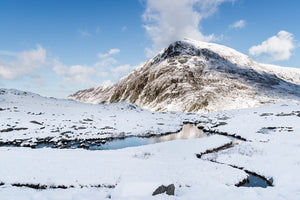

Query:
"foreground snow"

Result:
[[0, 89, 201, 147], [0, 135, 247, 199], [1, 89, 300, 199]]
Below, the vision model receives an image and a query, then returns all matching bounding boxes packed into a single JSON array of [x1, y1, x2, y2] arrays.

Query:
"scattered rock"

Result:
[[211, 121, 227, 128], [83, 118, 93, 122], [12, 183, 48, 189], [118, 132, 125, 139], [100, 126, 115, 130], [14, 127, 28, 131], [260, 113, 274, 116], [152, 185, 166, 196], [217, 116, 230, 120], [60, 131, 72, 135], [275, 112, 294, 116], [76, 126, 87, 130], [0, 128, 14, 132], [257, 127, 294, 134], [152, 184, 175, 196], [166, 184, 175, 195], [30, 121, 43, 125]]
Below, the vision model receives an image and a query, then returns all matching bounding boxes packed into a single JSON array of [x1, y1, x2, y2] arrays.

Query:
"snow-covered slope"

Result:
[[69, 39, 300, 112], [0, 101, 300, 199], [0, 89, 201, 147]]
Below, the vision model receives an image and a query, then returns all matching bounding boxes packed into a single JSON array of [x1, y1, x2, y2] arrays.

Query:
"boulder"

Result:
[[152, 184, 175, 196]]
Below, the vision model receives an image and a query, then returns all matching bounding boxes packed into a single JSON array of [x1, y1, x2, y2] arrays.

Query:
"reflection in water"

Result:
[[32, 124, 206, 150], [97, 124, 206, 150], [148, 124, 206, 144]]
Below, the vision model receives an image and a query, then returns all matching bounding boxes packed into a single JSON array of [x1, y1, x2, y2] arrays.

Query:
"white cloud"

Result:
[[249, 31, 295, 61], [111, 64, 131, 73], [53, 48, 129, 86], [111, 64, 132, 79], [97, 48, 120, 58], [53, 60, 99, 86], [229, 19, 246, 29], [0, 45, 47, 79], [94, 57, 117, 69], [142, 0, 235, 57], [79, 30, 90, 37]]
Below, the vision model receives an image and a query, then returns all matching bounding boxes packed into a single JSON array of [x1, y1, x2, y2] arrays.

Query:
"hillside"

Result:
[[69, 39, 300, 112]]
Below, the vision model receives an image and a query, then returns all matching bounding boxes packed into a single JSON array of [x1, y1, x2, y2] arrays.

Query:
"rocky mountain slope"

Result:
[[69, 39, 300, 112]]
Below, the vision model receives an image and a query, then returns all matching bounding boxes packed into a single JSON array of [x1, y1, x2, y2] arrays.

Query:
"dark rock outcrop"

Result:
[[152, 184, 175, 196]]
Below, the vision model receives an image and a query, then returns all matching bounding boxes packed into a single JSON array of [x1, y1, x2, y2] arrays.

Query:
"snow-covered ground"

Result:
[[0, 89, 201, 147], [1, 89, 300, 199]]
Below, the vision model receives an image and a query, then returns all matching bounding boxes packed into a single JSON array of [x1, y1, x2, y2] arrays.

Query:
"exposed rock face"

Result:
[[69, 39, 300, 113], [152, 184, 175, 196]]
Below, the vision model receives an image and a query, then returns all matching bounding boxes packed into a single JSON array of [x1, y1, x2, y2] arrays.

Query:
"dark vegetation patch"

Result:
[[10, 183, 115, 190], [260, 113, 274, 117], [275, 111, 300, 116], [202, 128, 248, 141], [196, 142, 234, 158], [257, 127, 293, 134], [0, 127, 28, 132], [29, 121, 43, 125]]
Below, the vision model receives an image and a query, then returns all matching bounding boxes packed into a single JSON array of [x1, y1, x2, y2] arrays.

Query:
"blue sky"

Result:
[[0, 0, 299, 98]]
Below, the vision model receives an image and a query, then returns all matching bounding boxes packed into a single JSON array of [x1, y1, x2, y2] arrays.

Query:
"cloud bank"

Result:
[[53, 61, 98, 86], [53, 48, 132, 86], [0, 45, 47, 79], [249, 31, 295, 61]]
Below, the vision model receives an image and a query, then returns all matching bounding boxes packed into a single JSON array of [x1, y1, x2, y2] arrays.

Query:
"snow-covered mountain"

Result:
[[69, 39, 300, 112]]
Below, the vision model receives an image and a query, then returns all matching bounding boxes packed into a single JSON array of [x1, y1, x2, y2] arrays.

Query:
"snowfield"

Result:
[[1, 89, 300, 199], [0, 89, 202, 147]]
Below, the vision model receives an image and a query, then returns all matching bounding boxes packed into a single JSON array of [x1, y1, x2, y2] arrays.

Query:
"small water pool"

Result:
[[243, 174, 270, 188], [91, 124, 206, 150], [32, 124, 206, 150]]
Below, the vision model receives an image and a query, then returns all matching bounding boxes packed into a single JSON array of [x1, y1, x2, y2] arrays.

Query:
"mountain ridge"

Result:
[[69, 39, 300, 112]]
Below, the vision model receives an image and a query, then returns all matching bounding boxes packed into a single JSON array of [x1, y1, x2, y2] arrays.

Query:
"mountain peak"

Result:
[[151, 39, 255, 70], [69, 40, 300, 113]]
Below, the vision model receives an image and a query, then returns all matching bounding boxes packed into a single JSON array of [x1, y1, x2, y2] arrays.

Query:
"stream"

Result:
[[4, 123, 271, 188]]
